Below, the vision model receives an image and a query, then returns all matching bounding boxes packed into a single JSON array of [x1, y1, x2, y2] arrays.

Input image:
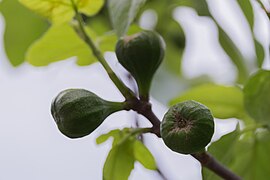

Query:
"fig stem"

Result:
[[70, 0, 135, 100]]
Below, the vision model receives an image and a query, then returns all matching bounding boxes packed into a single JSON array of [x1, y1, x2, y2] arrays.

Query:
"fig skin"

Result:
[[161, 100, 214, 154], [115, 30, 165, 100], [51, 89, 124, 138]]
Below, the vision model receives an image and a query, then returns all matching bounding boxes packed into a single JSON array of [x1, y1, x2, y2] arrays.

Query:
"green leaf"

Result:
[[255, 40, 265, 67], [203, 126, 240, 180], [26, 24, 97, 66], [19, 0, 104, 24], [133, 140, 157, 170], [175, 0, 210, 16], [236, 0, 265, 67], [218, 27, 248, 83], [103, 138, 135, 180], [0, 0, 48, 66], [170, 84, 245, 119], [231, 131, 270, 179], [108, 0, 146, 37], [204, 125, 270, 180], [237, 0, 254, 28], [244, 70, 270, 123]]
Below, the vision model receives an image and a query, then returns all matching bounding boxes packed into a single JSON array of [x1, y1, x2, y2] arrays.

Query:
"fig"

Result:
[[115, 30, 165, 100], [160, 100, 214, 154], [51, 89, 124, 138]]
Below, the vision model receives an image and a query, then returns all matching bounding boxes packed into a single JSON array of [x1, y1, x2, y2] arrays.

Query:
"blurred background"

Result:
[[0, 0, 269, 179]]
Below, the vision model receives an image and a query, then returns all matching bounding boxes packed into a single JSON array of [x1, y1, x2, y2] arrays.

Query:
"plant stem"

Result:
[[70, 0, 135, 100]]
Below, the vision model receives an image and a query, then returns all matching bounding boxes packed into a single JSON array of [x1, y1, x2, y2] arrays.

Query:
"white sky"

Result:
[[0, 1, 269, 180]]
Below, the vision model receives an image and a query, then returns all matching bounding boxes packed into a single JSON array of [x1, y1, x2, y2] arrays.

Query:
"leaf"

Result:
[[77, 0, 104, 17], [103, 139, 135, 180], [26, 23, 116, 66], [19, 0, 104, 24], [204, 125, 270, 180], [26, 24, 97, 66], [244, 70, 270, 123], [175, 0, 210, 16], [97, 33, 117, 53], [0, 0, 48, 66], [170, 84, 246, 119], [236, 0, 265, 67], [107, 0, 146, 37], [133, 140, 157, 170], [98, 129, 157, 179], [203, 126, 240, 180], [255, 40, 265, 67], [96, 129, 121, 145], [231, 131, 270, 180], [218, 27, 248, 83], [237, 0, 254, 28]]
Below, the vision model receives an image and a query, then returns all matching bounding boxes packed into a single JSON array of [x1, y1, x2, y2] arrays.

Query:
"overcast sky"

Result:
[[0, 1, 269, 180]]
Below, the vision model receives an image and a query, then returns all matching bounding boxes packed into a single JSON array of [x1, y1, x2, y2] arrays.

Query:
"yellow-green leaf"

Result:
[[26, 24, 97, 66], [96, 129, 121, 145], [133, 140, 157, 170], [19, 0, 104, 24], [103, 139, 135, 180], [78, 0, 104, 16], [0, 0, 48, 66]]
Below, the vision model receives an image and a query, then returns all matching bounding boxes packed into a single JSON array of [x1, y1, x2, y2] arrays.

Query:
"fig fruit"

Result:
[[161, 100, 214, 154], [116, 30, 165, 100], [51, 89, 124, 138]]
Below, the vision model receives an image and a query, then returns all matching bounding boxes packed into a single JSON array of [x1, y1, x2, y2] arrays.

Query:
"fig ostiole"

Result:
[[160, 100, 214, 154], [116, 30, 165, 101], [51, 89, 124, 139]]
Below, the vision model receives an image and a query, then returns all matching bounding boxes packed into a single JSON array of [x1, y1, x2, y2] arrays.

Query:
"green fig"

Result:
[[116, 30, 165, 100], [161, 100, 214, 154], [51, 89, 124, 138]]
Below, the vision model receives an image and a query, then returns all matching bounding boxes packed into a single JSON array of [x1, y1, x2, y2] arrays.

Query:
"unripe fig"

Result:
[[116, 30, 165, 100], [51, 89, 124, 138], [161, 100, 214, 154]]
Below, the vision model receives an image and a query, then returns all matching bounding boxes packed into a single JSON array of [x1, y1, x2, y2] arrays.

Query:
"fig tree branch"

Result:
[[70, 2, 241, 179]]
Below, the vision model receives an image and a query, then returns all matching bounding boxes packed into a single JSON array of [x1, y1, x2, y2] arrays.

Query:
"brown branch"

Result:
[[192, 152, 242, 180], [127, 99, 241, 180]]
